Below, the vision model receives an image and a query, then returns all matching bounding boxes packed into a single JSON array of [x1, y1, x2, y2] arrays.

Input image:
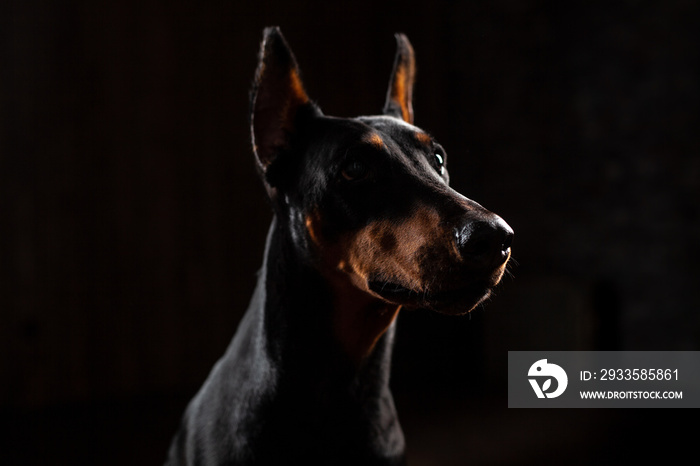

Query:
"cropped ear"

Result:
[[250, 27, 320, 178], [383, 33, 416, 124]]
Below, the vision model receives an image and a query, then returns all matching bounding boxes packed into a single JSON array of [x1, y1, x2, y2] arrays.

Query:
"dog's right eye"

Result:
[[341, 159, 369, 181]]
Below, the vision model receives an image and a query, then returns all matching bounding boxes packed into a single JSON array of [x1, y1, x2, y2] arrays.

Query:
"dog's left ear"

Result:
[[383, 33, 416, 124], [250, 27, 320, 179]]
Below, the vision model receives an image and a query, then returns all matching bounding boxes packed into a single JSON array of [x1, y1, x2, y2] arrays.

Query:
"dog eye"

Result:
[[434, 152, 445, 175], [341, 159, 369, 181]]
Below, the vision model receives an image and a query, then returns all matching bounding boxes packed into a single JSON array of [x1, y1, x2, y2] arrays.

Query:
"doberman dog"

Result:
[[165, 27, 513, 466]]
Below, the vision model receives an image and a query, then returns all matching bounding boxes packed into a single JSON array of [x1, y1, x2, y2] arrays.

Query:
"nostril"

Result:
[[455, 221, 494, 259], [470, 238, 490, 257], [501, 230, 513, 253]]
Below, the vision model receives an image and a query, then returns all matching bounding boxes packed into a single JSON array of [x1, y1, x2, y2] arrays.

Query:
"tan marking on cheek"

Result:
[[363, 132, 385, 148], [305, 212, 372, 290], [341, 205, 450, 293]]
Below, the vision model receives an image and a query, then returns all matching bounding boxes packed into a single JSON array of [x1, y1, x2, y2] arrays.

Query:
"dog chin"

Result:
[[367, 280, 494, 315], [426, 289, 492, 315]]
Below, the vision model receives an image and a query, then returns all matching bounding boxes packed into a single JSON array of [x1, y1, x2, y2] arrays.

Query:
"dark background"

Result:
[[2, 0, 698, 464]]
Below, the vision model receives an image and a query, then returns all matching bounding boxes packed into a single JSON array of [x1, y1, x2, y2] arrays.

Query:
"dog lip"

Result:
[[368, 280, 415, 302]]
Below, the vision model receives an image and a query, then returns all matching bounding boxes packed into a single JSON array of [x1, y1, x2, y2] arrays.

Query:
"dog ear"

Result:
[[250, 27, 320, 177], [383, 33, 415, 124]]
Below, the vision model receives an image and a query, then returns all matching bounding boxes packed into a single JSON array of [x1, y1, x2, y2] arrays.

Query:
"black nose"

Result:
[[455, 216, 513, 269]]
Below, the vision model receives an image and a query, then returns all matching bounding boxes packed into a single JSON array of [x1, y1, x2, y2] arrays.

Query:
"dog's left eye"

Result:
[[434, 152, 445, 175]]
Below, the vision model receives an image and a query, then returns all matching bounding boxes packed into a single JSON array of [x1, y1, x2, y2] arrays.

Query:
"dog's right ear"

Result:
[[250, 27, 320, 185]]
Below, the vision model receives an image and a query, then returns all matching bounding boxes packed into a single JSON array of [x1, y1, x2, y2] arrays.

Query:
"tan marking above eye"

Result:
[[414, 131, 432, 146], [363, 132, 385, 148]]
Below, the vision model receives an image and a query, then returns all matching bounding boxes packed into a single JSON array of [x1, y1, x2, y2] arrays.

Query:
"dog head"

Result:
[[250, 27, 512, 315]]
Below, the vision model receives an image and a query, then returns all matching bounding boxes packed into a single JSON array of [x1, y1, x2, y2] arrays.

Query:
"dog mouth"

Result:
[[367, 279, 494, 315]]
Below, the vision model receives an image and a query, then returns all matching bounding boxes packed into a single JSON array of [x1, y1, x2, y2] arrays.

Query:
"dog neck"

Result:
[[255, 215, 398, 389]]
